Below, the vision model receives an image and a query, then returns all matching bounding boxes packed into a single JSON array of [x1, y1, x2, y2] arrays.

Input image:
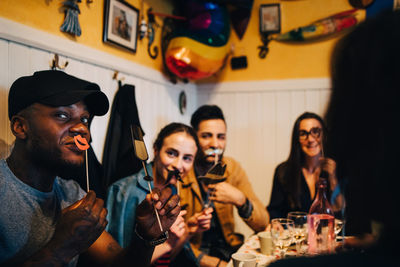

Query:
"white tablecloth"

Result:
[[227, 235, 280, 267]]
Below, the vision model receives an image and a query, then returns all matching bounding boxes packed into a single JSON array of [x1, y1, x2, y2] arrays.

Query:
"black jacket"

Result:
[[102, 83, 144, 190]]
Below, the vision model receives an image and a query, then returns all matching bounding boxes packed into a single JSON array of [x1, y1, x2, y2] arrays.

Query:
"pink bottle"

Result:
[[307, 177, 335, 255]]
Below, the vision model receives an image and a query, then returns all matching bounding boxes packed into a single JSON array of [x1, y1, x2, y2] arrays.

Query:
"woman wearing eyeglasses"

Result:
[[266, 112, 340, 219]]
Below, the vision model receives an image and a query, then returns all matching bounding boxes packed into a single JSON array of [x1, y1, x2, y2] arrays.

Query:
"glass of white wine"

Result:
[[271, 218, 294, 258], [287, 211, 308, 256]]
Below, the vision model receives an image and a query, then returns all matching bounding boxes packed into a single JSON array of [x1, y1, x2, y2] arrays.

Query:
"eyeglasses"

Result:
[[299, 127, 322, 141]]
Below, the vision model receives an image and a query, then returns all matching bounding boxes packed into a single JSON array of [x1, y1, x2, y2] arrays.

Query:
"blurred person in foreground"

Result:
[[269, 10, 399, 267], [0, 70, 180, 266]]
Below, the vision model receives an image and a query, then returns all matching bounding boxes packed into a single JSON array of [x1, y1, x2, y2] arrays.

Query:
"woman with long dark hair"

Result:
[[267, 112, 339, 219]]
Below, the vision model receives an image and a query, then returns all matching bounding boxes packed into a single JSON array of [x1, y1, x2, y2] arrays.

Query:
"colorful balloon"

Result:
[[163, 0, 231, 80]]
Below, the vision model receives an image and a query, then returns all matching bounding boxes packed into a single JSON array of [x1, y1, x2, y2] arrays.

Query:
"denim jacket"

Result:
[[106, 163, 155, 248], [105, 163, 199, 266]]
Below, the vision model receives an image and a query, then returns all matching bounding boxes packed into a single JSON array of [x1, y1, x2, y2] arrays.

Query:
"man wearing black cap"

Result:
[[0, 70, 180, 266]]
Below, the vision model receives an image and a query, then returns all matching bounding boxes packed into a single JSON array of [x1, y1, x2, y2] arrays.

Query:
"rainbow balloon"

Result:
[[164, 0, 231, 80]]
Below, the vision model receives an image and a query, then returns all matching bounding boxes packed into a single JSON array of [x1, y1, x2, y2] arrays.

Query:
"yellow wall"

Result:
[[201, 0, 364, 83], [0, 0, 169, 72], [0, 0, 364, 83]]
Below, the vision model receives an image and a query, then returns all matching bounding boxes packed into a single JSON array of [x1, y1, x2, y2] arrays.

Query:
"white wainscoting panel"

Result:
[[197, 81, 331, 238]]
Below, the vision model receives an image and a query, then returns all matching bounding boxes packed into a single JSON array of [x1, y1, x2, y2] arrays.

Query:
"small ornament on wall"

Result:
[[60, 0, 82, 36], [258, 3, 281, 59], [179, 91, 187, 115], [146, 8, 159, 59]]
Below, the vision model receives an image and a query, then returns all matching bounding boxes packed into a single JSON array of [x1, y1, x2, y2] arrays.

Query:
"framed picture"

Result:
[[259, 4, 281, 34], [103, 0, 139, 53]]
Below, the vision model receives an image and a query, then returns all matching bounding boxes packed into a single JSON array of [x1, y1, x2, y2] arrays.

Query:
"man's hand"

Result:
[[208, 182, 246, 207], [136, 187, 181, 240], [187, 207, 213, 235], [48, 190, 108, 262]]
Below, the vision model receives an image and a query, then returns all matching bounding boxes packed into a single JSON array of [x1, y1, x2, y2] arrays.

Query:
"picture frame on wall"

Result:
[[259, 4, 281, 34], [103, 0, 139, 53]]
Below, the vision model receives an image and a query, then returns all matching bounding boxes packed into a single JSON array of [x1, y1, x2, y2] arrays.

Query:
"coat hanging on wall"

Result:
[[102, 83, 144, 189]]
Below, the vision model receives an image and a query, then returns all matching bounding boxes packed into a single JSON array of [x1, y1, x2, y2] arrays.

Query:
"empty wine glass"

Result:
[[271, 218, 294, 258], [287, 211, 308, 255], [334, 218, 345, 236], [330, 183, 346, 248]]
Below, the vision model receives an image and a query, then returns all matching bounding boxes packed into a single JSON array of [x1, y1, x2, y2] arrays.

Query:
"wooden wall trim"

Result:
[[197, 77, 331, 93]]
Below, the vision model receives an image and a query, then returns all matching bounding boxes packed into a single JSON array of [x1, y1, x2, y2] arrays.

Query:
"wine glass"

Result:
[[271, 218, 294, 258], [334, 218, 345, 236], [330, 183, 346, 247], [287, 211, 308, 256]]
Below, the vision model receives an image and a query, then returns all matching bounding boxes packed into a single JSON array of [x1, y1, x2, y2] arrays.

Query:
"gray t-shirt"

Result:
[[0, 159, 86, 265]]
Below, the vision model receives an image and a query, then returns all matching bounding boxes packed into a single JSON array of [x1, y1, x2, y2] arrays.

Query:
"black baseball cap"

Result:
[[8, 70, 109, 119]]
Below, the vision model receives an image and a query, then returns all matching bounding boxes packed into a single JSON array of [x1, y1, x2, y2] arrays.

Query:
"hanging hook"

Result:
[[112, 71, 125, 81], [112, 71, 125, 87], [50, 54, 69, 70]]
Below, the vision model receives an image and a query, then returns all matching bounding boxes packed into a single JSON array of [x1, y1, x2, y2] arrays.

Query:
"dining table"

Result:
[[226, 233, 351, 266], [226, 234, 297, 267]]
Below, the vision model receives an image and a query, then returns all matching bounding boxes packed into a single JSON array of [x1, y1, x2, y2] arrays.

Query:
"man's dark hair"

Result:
[[190, 105, 225, 131]]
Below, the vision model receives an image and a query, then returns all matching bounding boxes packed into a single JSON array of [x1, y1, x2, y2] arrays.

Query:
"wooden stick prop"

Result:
[[165, 169, 182, 205], [130, 125, 164, 232], [73, 135, 90, 192]]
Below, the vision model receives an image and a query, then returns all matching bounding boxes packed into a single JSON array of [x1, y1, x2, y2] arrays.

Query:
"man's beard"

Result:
[[28, 136, 84, 178]]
